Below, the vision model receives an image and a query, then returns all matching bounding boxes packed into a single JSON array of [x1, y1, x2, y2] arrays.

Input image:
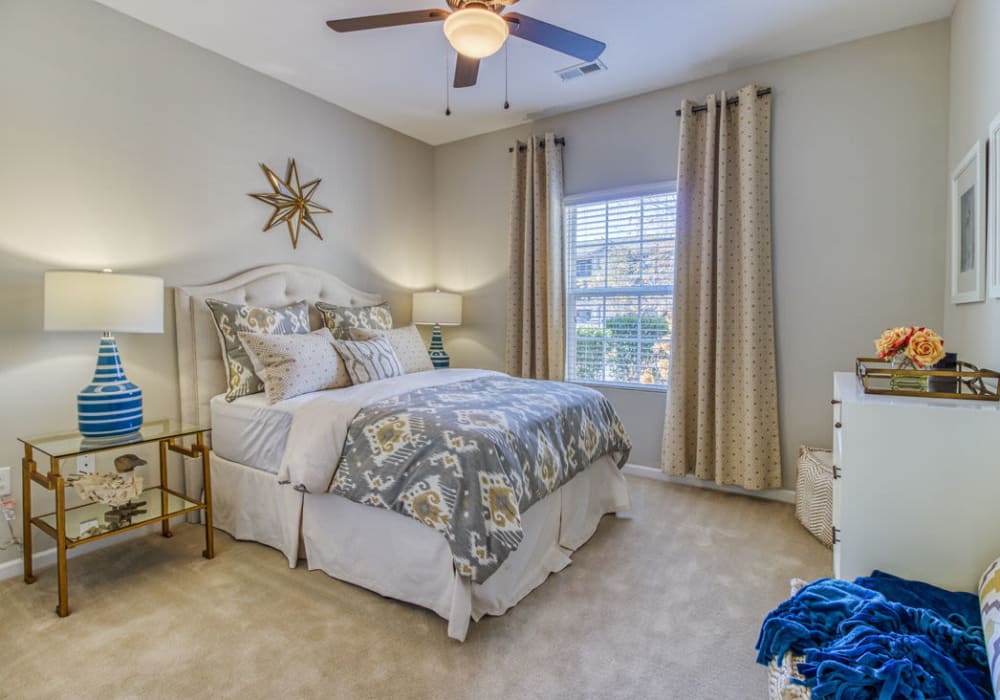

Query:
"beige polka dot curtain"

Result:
[[661, 85, 782, 490], [506, 133, 565, 380]]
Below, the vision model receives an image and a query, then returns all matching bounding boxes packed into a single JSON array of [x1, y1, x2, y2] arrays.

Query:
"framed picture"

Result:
[[990, 115, 1000, 297], [951, 141, 986, 304]]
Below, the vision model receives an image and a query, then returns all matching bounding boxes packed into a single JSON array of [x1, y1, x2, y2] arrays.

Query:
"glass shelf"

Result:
[[19, 419, 209, 460], [33, 487, 203, 545]]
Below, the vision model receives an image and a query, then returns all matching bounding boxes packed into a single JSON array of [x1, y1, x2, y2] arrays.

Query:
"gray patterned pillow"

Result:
[[350, 325, 433, 374], [331, 336, 404, 384], [239, 327, 351, 404], [316, 301, 392, 340], [205, 298, 310, 402]]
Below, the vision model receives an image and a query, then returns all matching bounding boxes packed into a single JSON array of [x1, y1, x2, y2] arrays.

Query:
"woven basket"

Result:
[[795, 446, 833, 548], [767, 654, 810, 700], [766, 579, 812, 700]]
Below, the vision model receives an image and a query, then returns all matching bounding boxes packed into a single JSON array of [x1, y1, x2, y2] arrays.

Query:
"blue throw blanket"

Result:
[[857, 571, 982, 631], [756, 572, 990, 699]]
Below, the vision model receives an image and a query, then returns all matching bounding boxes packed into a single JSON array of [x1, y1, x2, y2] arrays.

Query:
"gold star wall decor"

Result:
[[249, 159, 331, 249]]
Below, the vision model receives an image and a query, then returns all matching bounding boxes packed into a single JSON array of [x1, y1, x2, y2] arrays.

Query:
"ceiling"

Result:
[[93, 0, 955, 146]]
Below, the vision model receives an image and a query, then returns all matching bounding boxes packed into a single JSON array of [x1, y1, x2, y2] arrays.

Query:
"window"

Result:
[[564, 183, 677, 388]]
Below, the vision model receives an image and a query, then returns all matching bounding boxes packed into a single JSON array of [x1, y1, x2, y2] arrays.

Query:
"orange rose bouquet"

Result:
[[874, 326, 945, 368], [875, 326, 914, 359], [905, 327, 946, 368]]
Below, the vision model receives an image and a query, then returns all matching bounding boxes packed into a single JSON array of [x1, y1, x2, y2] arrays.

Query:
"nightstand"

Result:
[[19, 419, 214, 616]]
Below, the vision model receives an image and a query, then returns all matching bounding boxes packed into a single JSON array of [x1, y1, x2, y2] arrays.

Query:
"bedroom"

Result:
[[1, 0, 998, 698]]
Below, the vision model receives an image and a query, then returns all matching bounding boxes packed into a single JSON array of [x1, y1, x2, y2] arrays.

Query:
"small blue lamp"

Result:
[[412, 290, 462, 368], [44, 270, 164, 438]]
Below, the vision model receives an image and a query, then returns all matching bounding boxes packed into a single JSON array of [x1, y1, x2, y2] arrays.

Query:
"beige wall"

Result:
[[433, 21, 951, 484], [0, 0, 435, 563], [942, 0, 1000, 363]]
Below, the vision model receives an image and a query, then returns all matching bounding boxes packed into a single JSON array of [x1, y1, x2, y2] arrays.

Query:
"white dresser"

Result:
[[832, 371, 1000, 592]]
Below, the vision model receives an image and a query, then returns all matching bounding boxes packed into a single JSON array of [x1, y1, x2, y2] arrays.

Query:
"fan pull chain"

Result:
[[444, 42, 452, 116], [503, 42, 510, 110]]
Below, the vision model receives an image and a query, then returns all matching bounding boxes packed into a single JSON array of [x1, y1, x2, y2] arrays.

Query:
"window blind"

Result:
[[565, 187, 677, 387]]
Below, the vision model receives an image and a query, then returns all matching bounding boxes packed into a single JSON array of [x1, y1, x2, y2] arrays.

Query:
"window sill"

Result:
[[569, 380, 668, 394]]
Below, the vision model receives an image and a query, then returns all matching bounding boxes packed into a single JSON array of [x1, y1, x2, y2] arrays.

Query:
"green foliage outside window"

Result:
[[573, 313, 671, 385]]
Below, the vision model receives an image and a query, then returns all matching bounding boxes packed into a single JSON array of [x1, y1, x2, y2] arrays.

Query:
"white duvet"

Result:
[[278, 368, 502, 493]]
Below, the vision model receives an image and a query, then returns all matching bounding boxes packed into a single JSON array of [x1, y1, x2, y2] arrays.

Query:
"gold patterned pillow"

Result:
[[349, 325, 433, 374], [980, 557, 1000, 697], [331, 336, 404, 384], [239, 328, 351, 404], [315, 301, 392, 340], [206, 299, 310, 402]]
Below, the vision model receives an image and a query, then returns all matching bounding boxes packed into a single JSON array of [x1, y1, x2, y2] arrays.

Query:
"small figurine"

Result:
[[105, 500, 148, 527]]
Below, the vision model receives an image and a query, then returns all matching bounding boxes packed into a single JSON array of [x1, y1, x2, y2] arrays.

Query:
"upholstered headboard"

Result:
[[174, 264, 382, 429]]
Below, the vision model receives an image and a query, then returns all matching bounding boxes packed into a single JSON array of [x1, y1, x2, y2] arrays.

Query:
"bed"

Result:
[[174, 264, 631, 641]]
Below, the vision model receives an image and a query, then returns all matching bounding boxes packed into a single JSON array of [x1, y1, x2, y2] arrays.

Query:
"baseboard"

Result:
[[623, 464, 796, 504], [0, 524, 155, 582]]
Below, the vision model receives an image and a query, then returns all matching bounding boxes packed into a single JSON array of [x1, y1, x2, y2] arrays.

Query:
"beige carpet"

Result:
[[0, 476, 830, 700]]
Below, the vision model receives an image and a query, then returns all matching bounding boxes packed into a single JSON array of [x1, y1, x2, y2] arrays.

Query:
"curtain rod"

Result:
[[674, 87, 772, 117], [508, 137, 566, 153]]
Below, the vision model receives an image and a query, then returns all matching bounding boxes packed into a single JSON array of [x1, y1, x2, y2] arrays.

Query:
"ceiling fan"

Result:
[[327, 0, 606, 89]]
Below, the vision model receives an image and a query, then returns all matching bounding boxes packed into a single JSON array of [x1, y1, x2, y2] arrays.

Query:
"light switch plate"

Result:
[[0, 467, 10, 496], [77, 454, 96, 475]]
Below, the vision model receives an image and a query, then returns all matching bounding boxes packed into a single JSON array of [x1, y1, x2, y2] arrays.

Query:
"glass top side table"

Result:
[[19, 418, 214, 617]]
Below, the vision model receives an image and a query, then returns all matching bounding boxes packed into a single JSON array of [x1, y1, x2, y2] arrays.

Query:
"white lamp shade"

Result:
[[412, 290, 462, 326], [44, 271, 164, 333], [443, 8, 509, 59]]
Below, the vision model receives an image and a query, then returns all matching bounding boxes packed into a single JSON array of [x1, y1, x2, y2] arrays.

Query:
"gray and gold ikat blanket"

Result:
[[330, 375, 631, 583]]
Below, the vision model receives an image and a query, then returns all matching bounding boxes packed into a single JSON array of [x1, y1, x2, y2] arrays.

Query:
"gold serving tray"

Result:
[[856, 357, 1000, 402]]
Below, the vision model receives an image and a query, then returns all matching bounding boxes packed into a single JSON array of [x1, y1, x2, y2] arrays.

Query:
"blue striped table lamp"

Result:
[[412, 290, 462, 369], [44, 271, 164, 438]]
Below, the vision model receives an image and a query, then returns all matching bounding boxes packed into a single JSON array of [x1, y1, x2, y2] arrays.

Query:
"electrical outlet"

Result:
[[0, 467, 10, 496], [76, 454, 96, 475]]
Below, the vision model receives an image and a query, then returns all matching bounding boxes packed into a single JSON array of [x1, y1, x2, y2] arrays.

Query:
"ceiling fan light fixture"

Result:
[[443, 7, 509, 59]]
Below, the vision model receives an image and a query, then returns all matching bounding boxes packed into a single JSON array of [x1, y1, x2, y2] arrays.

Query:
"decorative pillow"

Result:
[[239, 327, 351, 404], [316, 301, 392, 340], [349, 325, 433, 374], [979, 557, 1000, 698], [205, 299, 310, 402], [331, 336, 404, 385]]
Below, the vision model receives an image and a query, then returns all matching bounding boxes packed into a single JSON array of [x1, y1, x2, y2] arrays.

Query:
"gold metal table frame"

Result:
[[19, 420, 214, 617]]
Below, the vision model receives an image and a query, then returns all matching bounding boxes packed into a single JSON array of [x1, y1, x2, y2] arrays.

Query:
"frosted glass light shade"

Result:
[[443, 8, 509, 59], [44, 271, 164, 333], [413, 290, 462, 326]]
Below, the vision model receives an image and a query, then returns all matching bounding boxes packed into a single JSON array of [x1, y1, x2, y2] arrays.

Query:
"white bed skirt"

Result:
[[208, 453, 630, 641]]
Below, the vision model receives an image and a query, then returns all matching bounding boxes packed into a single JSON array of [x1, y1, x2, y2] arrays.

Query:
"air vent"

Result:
[[556, 59, 607, 82]]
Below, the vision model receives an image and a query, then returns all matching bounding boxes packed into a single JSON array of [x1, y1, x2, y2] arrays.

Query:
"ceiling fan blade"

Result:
[[326, 9, 449, 33], [504, 12, 605, 62], [453, 54, 480, 88]]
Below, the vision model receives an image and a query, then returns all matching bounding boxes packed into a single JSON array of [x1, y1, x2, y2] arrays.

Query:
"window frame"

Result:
[[563, 180, 677, 392]]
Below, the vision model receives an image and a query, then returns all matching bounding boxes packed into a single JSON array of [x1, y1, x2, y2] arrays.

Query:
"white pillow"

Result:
[[239, 327, 351, 404], [331, 336, 405, 385], [349, 325, 434, 374]]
